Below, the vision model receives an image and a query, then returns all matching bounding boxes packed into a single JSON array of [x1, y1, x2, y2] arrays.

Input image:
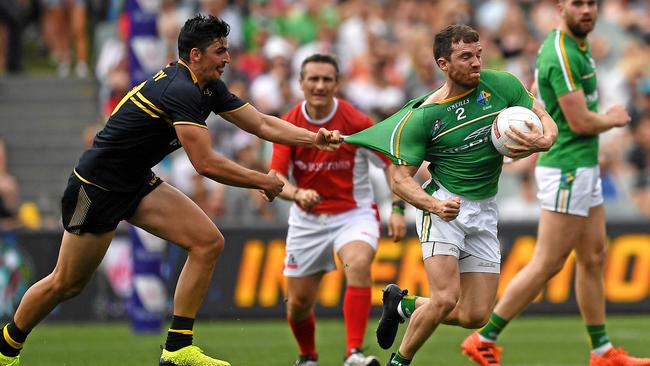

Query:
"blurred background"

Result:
[[0, 0, 649, 354]]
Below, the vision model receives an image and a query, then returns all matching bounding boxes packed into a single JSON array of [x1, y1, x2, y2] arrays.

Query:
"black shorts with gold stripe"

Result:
[[61, 170, 163, 234]]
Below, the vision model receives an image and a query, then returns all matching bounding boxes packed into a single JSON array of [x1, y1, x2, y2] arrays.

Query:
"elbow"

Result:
[[192, 156, 216, 177], [568, 124, 589, 135], [195, 163, 211, 177], [566, 118, 590, 135]]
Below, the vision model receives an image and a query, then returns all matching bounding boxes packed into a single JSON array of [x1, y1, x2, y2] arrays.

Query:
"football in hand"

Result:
[[491, 106, 543, 157]]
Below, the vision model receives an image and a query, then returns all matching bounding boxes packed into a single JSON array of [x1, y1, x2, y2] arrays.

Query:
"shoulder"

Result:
[[282, 102, 303, 122], [482, 69, 525, 88], [338, 98, 369, 119], [205, 78, 229, 95], [337, 98, 374, 129], [164, 68, 202, 100]]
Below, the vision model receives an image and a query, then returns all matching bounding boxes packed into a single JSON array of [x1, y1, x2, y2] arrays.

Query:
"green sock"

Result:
[[399, 295, 416, 319], [587, 324, 611, 349], [479, 312, 509, 341], [390, 351, 411, 365]]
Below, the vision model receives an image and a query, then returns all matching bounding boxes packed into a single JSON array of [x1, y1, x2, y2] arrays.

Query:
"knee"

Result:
[[49, 274, 88, 301], [342, 255, 372, 278], [193, 230, 225, 262], [577, 245, 607, 272], [428, 291, 459, 316], [457, 310, 491, 329], [534, 256, 567, 279], [287, 294, 313, 317]]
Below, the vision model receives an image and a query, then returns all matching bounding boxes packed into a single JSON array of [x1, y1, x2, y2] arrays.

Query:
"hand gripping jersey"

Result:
[[270, 98, 390, 214], [75, 60, 246, 192], [536, 29, 599, 169], [346, 70, 534, 200]]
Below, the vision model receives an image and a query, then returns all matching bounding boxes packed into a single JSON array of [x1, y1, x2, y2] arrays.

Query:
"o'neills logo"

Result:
[[492, 118, 501, 139], [294, 160, 352, 172]]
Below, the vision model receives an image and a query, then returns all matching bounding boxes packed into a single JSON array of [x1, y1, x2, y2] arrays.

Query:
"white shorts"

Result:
[[416, 184, 500, 273], [535, 166, 603, 217], [283, 205, 380, 277]]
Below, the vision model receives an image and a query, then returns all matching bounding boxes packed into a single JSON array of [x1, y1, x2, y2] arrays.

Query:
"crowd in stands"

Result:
[[0, 0, 649, 229]]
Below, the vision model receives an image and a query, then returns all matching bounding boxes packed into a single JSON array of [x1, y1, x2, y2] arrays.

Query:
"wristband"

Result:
[[392, 200, 405, 215]]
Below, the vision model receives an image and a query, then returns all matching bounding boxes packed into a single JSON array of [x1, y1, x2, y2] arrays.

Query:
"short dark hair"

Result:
[[300, 54, 339, 80], [433, 24, 480, 61], [178, 15, 230, 61]]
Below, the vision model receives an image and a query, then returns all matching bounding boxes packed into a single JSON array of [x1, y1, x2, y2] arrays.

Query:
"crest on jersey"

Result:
[[477, 90, 491, 107]]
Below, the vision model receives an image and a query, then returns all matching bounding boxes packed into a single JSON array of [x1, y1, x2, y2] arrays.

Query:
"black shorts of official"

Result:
[[61, 172, 163, 235]]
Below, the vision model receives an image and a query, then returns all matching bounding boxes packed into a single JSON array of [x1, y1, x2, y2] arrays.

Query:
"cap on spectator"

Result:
[[263, 36, 294, 60]]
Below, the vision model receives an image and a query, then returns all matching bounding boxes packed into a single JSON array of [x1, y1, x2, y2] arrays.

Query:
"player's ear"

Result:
[[436, 57, 447, 71], [189, 48, 201, 62]]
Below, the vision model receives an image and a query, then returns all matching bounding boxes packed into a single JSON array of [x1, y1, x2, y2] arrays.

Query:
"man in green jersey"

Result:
[[462, 1, 650, 366], [345, 24, 557, 366]]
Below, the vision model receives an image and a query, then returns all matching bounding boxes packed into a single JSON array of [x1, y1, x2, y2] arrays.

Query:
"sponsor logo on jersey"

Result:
[[437, 124, 492, 154], [169, 138, 180, 146], [294, 160, 352, 172], [477, 90, 492, 110]]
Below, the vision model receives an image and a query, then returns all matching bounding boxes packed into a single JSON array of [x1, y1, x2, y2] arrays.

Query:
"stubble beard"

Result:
[[567, 18, 595, 38]]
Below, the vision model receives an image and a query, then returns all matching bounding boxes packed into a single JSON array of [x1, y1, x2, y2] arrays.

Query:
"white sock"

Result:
[[478, 334, 496, 343], [396, 301, 408, 321], [591, 342, 613, 356]]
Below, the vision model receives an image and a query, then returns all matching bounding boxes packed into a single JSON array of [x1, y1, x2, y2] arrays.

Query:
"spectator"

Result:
[[0, 0, 28, 74], [249, 36, 296, 115], [0, 138, 20, 232], [41, 0, 89, 78]]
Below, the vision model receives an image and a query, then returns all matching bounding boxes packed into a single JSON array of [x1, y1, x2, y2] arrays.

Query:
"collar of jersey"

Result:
[[556, 29, 588, 52], [301, 97, 339, 125], [432, 87, 476, 105], [177, 59, 199, 84]]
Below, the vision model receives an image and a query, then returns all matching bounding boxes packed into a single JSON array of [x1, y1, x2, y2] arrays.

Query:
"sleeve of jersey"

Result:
[[162, 84, 208, 129], [503, 71, 534, 109], [361, 116, 392, 167], [548, 33, 583, 96], [209, 79, 248, 114], [345, 107, 426, 166]]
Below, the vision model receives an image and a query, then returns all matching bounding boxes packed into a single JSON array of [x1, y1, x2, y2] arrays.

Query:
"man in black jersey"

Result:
[[0, 15, 342, 366]]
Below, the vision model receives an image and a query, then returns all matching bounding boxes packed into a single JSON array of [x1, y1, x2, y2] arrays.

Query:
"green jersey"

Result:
[[536, 29, 599, 168], [346, 69, 534, 200]]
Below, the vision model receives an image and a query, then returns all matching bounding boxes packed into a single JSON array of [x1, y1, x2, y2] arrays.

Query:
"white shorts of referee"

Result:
[[283, 205, 380, 277]]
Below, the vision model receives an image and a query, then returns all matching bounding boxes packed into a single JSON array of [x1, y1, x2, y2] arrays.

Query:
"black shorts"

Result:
[[61, 171, 163, 234]]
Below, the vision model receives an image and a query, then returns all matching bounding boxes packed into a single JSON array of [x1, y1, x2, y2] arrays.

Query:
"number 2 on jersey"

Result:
[[455, 107, 466, 121]]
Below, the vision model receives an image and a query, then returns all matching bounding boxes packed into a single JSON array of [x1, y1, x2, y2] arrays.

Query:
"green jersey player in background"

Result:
[[346, 24, 557, 366], [463, 1, 650, 366]]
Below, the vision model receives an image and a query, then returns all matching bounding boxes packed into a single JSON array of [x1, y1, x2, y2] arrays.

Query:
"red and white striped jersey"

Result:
[[271, 98, 391, 215]]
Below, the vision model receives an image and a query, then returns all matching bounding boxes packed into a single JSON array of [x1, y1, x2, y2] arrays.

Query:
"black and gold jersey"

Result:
[[75, 60, 247, 192]]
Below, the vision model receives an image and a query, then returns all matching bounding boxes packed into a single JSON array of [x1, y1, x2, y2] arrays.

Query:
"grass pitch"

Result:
[[21, 315, 650, 365]]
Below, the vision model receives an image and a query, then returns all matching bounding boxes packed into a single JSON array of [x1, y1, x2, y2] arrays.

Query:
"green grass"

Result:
[[20, 315, 650, 366]]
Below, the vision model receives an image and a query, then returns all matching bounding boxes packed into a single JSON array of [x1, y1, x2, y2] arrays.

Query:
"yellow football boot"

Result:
[[159, 345, 230, 366]]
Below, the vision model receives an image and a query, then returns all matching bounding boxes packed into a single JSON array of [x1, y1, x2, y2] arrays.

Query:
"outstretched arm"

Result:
[[220, 104, 342, 151], [176, 124, 284, 201]]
